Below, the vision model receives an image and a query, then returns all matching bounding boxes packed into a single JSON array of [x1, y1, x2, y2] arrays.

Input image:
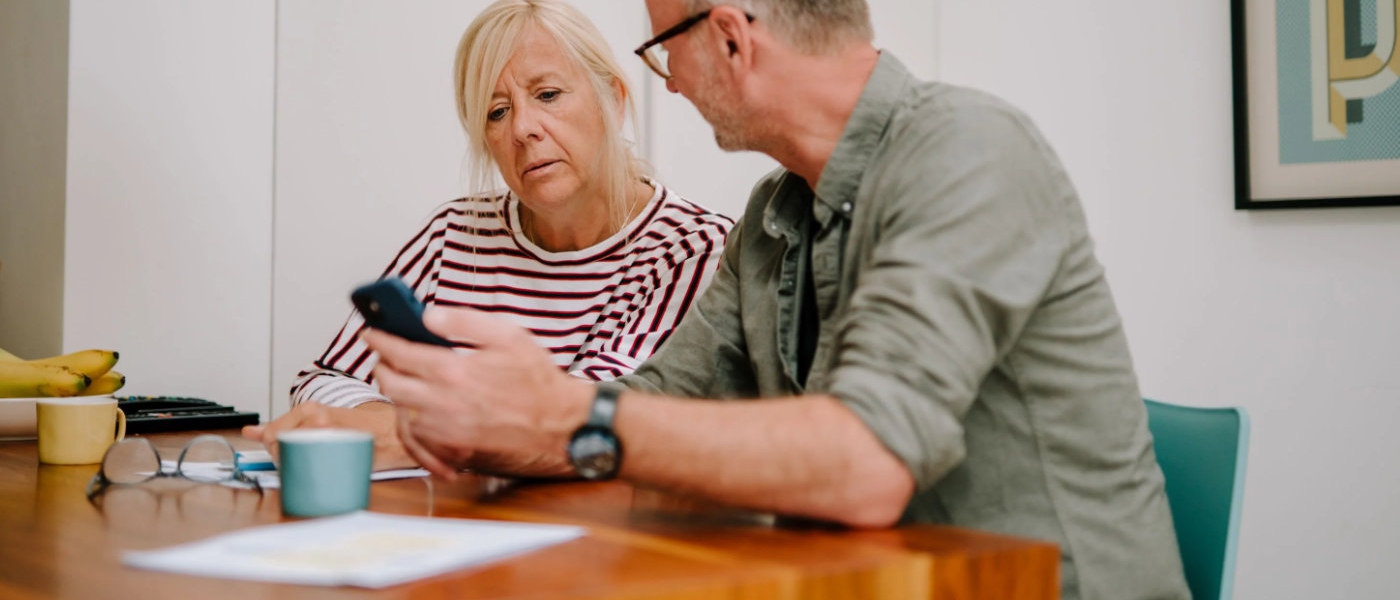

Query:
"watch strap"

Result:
[[586, 382, 623, 428]]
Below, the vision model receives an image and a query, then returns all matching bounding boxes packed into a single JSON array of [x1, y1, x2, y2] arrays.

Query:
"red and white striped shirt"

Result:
[[292, 181, 733, 408]]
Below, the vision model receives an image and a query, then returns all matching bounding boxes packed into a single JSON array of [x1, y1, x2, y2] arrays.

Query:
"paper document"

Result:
[[246, 467, 431, 490], [162, 460, 430, 489], [123, 511, 586, 588]]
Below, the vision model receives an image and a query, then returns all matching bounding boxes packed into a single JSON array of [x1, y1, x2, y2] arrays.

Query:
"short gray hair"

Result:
[[685, 0, 873, 54]]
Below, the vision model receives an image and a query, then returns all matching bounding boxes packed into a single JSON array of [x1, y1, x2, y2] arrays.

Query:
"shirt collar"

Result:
[[812, 51, 912, 213], [762, 52, 914, 238], [761, 170, 811, 240]]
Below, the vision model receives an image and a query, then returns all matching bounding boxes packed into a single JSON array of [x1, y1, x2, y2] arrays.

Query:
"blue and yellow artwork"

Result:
[[1277, 0, 1400, 164]]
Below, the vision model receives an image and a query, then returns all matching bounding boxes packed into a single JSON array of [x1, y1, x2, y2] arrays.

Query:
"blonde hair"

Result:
[[685, 0, 873, 55], [454, 0, 648, 231]]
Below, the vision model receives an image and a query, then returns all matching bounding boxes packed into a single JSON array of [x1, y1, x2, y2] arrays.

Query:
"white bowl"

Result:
[[0, 396, 118, 441], [0, 397, 39, 440]]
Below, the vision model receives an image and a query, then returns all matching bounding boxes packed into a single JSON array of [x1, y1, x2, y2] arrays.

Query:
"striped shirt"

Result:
[[292, 181, 733, 409]]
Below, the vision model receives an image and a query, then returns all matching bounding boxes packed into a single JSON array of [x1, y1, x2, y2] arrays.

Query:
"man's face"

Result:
[[644, 0, 755, 151]]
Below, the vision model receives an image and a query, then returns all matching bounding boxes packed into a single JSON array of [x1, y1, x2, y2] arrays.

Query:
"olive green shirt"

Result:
[[620, 53, 1190, 600]]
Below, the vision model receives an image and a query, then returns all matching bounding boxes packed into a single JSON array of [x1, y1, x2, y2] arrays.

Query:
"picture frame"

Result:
[[1232, 0, 1400, 209]]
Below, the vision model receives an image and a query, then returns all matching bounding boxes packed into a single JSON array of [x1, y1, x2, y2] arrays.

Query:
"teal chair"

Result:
[[1144, 399, 1250, 600]]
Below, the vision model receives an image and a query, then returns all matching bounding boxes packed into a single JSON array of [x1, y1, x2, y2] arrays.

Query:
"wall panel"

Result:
[[0, 0, 68, 360], [65, 0, 275, 413]]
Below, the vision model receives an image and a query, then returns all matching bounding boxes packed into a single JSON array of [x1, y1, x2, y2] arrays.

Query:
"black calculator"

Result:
[[115, 396, 261, 433]]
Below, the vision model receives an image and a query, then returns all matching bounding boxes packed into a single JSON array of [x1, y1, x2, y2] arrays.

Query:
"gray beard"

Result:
[[688, 52, 760, 153], [702, 103, 759, 153], [713, 129, 744, 152]]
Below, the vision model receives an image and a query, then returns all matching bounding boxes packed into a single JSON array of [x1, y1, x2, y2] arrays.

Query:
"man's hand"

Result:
[[240, 401, 418, 471], [364, 306, 594, 480]]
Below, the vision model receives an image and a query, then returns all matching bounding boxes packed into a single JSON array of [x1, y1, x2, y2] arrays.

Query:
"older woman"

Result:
[[246, 0, 731, 467]]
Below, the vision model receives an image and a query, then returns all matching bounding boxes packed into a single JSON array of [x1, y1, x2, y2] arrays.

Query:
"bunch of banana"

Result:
[[0, 347, 125, 398]]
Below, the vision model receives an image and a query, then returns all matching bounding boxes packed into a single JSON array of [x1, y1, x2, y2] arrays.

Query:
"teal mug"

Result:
[[277, 429, 374, 517]]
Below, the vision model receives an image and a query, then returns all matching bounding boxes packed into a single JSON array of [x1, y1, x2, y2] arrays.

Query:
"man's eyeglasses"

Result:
[[86, 435, 263, 501], [634, 9, 755, 80]]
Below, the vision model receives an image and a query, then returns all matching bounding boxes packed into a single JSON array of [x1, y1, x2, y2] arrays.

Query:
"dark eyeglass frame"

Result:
[[634, 9, 755, 79], [86, 435, 264, 502]]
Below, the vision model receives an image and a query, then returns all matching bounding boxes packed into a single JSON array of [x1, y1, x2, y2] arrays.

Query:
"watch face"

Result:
[[569, 428, 619, 480]]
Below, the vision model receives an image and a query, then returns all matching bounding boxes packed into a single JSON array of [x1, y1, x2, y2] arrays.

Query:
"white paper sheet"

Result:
[[160, 460, 430, 489], [122, 511, 585, 588], [246, 467, 431, 490]]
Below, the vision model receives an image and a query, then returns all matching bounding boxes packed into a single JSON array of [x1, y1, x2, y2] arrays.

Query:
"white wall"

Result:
[[938, 2, 1400, 598], [0, 0, 68, 360], [64, 0, 275, 413]]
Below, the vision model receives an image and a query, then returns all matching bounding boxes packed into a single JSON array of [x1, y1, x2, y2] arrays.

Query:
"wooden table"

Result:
[[0, 430, 1059, 599]]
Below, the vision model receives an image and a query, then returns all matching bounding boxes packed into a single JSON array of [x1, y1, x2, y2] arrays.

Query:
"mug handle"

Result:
[[114, 409, 126, 441]]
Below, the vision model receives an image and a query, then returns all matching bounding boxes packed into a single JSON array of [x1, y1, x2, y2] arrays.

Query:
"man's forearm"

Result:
[[612, 392, 915, 528]]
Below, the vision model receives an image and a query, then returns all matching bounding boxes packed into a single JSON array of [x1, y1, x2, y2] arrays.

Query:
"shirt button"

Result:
[[840, 202, 852, 213]]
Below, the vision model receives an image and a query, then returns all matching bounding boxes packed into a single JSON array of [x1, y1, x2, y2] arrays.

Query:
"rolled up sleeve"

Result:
[[827, 106, 1072, 490]]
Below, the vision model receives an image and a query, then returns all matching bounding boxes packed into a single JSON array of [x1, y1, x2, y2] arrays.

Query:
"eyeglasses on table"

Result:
[[86, 434, 264, 501]]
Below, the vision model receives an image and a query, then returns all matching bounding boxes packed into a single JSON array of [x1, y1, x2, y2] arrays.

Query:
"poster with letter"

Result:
[[1234, 0, 1400, 208]]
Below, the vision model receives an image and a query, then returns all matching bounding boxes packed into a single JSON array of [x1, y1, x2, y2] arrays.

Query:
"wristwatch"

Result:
[[568, 382, 624, 480]]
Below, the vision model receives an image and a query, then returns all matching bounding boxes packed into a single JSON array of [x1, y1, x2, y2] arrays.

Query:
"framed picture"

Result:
[[1232, 0, 1400, 209]]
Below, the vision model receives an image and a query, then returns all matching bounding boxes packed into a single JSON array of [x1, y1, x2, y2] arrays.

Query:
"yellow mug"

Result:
[[36, 398, 126, 465]]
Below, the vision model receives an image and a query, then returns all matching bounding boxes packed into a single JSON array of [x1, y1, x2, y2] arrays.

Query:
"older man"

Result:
[[368, 1, 1190, 598]]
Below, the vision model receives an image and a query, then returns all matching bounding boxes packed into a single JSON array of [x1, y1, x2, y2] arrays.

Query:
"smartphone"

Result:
[[350, 277, 454, 347]]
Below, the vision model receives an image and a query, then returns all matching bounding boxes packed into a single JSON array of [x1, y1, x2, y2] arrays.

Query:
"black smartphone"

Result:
[[350, 277, 454, 347]]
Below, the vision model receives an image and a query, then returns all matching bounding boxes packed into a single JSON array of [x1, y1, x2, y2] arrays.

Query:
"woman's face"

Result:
[[485, 25, 614, 216]]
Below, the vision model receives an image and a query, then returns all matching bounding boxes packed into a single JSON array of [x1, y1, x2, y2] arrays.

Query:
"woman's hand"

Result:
[[241, 401, 418, 471], [364, 306, 594, 480]]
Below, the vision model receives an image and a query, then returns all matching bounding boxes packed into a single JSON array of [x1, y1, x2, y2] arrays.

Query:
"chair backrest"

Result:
[[1144, 399, 1250, 600]]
